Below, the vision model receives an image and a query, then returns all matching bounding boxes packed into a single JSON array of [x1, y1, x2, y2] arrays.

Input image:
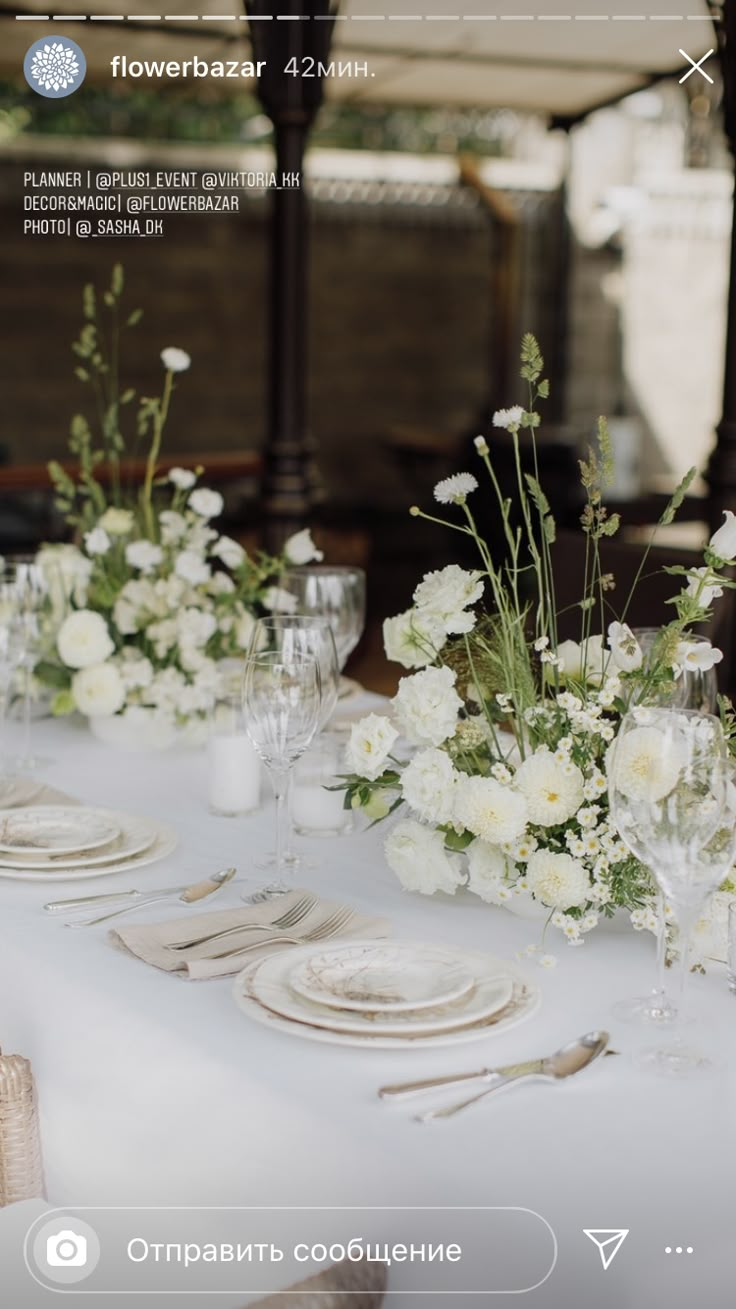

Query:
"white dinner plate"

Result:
[[0, 809, 159, 871], [289, 941, 475, 1013], [253, 947, 513, 1036], [0, 806, 119, 856], [234, 946, 540, 1049], [0, 818, 177, 881]]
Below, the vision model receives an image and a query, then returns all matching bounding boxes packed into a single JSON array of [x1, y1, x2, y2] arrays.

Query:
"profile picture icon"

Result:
[[46, 1229, 88, 1267], [24, 36, 86, 99]]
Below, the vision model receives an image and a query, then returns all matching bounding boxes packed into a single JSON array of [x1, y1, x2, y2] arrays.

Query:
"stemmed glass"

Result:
[[633, 627, 718, 714], [608, 707, 729, 1074], [241, 650, 322, 897], [3, 559, 62, 772], [248, 616, 340, 868], [0, 578, 26, 798], [280, 567, 366, 676]]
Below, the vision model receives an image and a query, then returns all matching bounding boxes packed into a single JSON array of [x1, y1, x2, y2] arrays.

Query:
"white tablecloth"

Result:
[[1, 713, 734, 1308]]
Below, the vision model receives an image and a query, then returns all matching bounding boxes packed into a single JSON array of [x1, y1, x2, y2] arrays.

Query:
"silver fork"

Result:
[[172, 892, 317, 951], [208, 905, 354, 960]]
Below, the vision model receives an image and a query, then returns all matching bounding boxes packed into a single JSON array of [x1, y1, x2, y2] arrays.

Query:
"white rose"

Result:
[[391, 665, 463, 747], [283, 528, 323, 565], [514, 751, 584, 827], [174, 550, 211, 586], [607, 621, 643, 673], [159, 509, 188, 544], [345, 714, 399, 781], [383, 608, 447, 669], [72, 662, 125, 718], [211, 535, 246, 569], [384, 819, 464, 897], [99, 507, 134, 536], [467, 840, 512, 904], [188, 488, 224, 520], [526, 849, 590, 909], [413, 565, 484, 634], [168, 468, 196, 491], [125, 540, 164, 575], [161, 347, 191, 373], [84, 526, 111, 557], [57, 610, 114, 670], [262, 586, 298, 614], [454, 774, 528, 845], [709, 510, 736, 561], [400, 747, 458, 824]]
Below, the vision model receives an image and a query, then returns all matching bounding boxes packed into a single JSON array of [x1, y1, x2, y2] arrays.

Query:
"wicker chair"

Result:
[[250, 1256, 387, 1308]]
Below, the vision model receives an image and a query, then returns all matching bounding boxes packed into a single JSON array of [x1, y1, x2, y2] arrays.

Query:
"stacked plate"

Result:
[[233, 939, 540, 1049], [0, 805, 176, 881]]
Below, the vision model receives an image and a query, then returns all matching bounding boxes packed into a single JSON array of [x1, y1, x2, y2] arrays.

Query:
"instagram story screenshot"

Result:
[[0, 0, 735, 1305]]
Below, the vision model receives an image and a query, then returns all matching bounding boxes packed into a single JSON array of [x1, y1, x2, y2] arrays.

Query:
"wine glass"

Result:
[[633, 627, 718, 713], [280, 567, 366, 676], [241, 650, 322, 897], [0, 578, 26, 798], [608, 707, 728, 1074], [248, 616, 340, 869], [2, 559, 63, 772]]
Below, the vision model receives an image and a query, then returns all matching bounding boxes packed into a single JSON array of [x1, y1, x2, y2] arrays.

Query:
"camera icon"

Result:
[[46, 1230, 88, 1267]]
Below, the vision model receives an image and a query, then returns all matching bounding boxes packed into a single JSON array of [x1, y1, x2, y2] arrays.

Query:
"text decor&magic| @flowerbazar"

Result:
[[339, 335, 736, 957], [34, 265, 323, 734]]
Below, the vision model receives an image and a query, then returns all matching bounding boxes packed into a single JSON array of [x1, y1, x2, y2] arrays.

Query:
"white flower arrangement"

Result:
[[37, 266, 322, 730], [339, 334, 736, 949]]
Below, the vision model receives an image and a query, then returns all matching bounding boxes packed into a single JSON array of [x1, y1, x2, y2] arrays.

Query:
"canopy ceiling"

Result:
[[0, 0, 719, 124]]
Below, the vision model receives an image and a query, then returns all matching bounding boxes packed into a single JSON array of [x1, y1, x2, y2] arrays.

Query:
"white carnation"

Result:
[[454, 774, 528, 845], [99, 507, 134, 536], [384, 819, 463, 897], [57, 610, 114, 670], [345, 714, 398, 781], [283, 528, 323, 565], [400, 747, 458, 824], [211, 535, 246, 569], [161, 347, 191, 373], [392, 665, 462, 747], [188, 488, 223, 520], [413, 565, 484, 634], [609, 726, 686, 803], [382, 608, 447, 669], [175, 550, 211, 586], [168, 468, 196, 491], [84, 526, 111, 557], [526, 849, 590, 909], [125, 540, 163, 575], [466, 840, 511, 904], [72, 662, 125, 718], [514, 751, 584, 827]]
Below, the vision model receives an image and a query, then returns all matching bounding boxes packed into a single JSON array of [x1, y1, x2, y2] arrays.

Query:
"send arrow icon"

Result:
[[583, 1229, 630, 1271]]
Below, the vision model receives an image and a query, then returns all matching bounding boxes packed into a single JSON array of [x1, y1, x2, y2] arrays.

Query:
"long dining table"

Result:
[[0, 705, 734, 1309]]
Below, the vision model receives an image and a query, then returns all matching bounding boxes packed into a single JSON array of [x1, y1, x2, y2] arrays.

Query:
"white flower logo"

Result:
[[29, 41, 81, 93]]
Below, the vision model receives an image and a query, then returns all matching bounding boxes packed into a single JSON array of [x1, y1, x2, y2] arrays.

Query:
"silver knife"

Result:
[[44, 885, 190, 913], [378, 1049, 619, 1101]]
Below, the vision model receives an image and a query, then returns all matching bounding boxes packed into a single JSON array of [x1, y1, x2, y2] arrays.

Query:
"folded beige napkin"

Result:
[[0, 780, 76, 809], [109, 888, 391, 981]]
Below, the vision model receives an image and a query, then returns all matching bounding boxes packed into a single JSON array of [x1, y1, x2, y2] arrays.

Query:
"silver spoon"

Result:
[[64, 867, 236, 928], [416, 1030, 609, 1123]]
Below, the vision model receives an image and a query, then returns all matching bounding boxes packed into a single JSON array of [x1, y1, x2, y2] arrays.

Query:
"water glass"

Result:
[[208, 692, 261, 818], [280, 566, 366, 672], [292, 733, 354, 838]]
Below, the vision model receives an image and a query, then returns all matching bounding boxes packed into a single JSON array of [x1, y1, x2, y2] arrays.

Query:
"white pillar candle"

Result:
[[292, 733, 352, 836], [208, 731, 261, 817]]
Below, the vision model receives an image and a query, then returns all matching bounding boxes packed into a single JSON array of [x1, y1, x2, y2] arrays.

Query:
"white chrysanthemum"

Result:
[[433, 473, 478, 505], [609, 726, 686, 803], [454, 775, 528, 845], [168, 467, 196, 491], [30, 41, 80, 92], [84, 526, 110, 557], [57, 610, 114, 670], [211, 535, 246, 570], [526, 849, 590, 909], [283, 528, 323, 565], [400, 747, 458, 824], [71, 662, 125, 718], [413, 565, 484, 634], [384, 819, 463, 897], [99, 507, 134, 537], [392, 665, 462, 747], [345, 714, 399, 781], [492, 406, 524, 430], [188, 488, 224, 520], [161, 347, 191, 373], [514, 751, 584, 827], [382, 608, 447, 669], [125, 540, 163, 575], [262, 585, 298, 614], [174, 550, 211, 587], [466, 840, 511, 904]]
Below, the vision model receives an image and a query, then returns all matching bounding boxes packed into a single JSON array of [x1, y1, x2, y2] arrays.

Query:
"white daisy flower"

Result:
[[433, 473, 478, 505], [492, 406, 524, 430]]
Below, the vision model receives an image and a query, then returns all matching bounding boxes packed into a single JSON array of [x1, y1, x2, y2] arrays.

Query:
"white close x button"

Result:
[[679, 49, 715, 85]]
